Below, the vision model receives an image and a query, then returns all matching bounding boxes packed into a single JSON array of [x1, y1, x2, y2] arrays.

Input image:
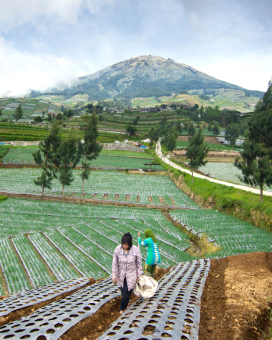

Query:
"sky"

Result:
[[0, 0, 271, 97]]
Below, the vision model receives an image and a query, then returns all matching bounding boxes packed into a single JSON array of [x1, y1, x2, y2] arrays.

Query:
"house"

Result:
[[160, 104, 168, 110]]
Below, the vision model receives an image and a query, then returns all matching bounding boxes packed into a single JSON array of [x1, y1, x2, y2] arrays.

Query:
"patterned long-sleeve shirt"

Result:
[[138, 237, 161, 265], [112, 245, 142, 291]]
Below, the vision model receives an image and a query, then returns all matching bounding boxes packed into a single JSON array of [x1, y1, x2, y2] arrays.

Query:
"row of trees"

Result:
[[33, 113, 102, 199]]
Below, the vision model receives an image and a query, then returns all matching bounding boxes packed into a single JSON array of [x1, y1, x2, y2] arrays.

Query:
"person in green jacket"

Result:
[[138, 229, 161, 278]]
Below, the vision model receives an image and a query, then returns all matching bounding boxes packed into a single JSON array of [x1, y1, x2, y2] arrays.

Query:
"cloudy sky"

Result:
[[0, 0, 271, 97]]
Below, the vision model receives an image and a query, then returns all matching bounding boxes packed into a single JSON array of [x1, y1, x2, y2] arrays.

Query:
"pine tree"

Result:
[[15, 104, 23, 122], [235, 140, 272, 203], [188, 123, 196, 136], [58, 135, 82, 198], [234, 82, 272, 203], [80, 112, 103, 200], [167, 133, 176, 152], [225, 123, 240, 147], [186, 128, 210, 182], [33, 122, 61, 196], [212, 122, 220, 136]]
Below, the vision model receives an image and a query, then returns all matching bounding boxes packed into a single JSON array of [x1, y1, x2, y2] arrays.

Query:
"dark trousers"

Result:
[[120, 277, 132, 311], [144, 264, 157, 278]]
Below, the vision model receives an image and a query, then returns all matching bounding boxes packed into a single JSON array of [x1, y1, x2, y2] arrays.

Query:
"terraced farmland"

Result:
[[0, 198, 193, 295], [171, 209, 272, 257], [0, 169, 198, 208], [2, 148, 160, 170]]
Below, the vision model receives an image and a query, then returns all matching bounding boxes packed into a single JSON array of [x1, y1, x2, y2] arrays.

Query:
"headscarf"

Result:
[[144, 229, 156, 243]]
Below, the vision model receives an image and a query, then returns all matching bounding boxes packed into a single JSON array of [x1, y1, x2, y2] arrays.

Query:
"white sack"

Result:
[[133, 275, 158, 298]]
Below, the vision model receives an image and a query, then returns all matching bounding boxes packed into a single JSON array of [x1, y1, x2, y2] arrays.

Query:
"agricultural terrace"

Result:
[[0, 169, 197, 207], [171, 209, 272, 257], [0, 99, 61, 122], [0, 198, 192, 295], [2, 148, 161, 170], [2, 147, 153, 162], [0, 197, 271, 297], [0, 123, 122, 143], [175, 140, 241, 151], [196, 162, 272, 190]]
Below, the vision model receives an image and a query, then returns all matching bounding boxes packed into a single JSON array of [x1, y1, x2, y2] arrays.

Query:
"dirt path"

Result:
[[156, 142, 272, 197]]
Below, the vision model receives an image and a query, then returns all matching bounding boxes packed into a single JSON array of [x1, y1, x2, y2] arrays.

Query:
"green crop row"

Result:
[[176, 140, 242, 151]]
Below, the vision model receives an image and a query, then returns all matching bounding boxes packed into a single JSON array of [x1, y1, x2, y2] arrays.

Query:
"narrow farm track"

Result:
[[156, 142, 272, 197]]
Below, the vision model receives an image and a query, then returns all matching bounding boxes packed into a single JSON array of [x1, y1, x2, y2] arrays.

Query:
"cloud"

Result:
[[0, 0, 116, 30], [0, 36, 93, 97], [0, 0, 271, 95]]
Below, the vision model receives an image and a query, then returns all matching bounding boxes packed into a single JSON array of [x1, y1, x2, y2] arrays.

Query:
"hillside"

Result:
[[33, 55, 264, 100]]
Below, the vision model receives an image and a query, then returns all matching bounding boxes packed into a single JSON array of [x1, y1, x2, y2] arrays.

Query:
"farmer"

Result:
[[138, 229, 161, 278], [112, 232, 142, 315]]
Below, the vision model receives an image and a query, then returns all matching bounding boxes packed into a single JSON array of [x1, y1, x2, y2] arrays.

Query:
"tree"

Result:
[[34, 116, 43, 123], [167, 133, 176, 152], [183, 122, 188, 132], [133, 115, 140, 126], [56, 113, 63, 121], [47, 113, 52, 122], [235, 140, 272, 203], [80, 112, 103, 200], [125, 123, 137, 135], [234, 81, 272, 203], [175, 119, 183, 133], [0, 109, 3, 117], [15, 104, 23, 122], [225, 123, 240, 147], [188, 123, 196, 136], [207, 122, 213, 132], [65, 109, 73, 119], [33, 122, 61, 196], [212, 122, 220, 136], [186, 128, 210, 182], [148, 127, 159, 147], [58, 135, 82, 198]]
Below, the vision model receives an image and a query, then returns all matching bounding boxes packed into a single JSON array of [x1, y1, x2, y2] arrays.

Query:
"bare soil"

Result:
[[58, 267, 169, 340], [173, 149, 239, 161], [199, 252, 272, 340], [177, 136, 220, 144]]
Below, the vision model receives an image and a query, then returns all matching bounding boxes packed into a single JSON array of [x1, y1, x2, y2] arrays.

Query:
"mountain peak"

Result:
[[54, 55, 245, 100]]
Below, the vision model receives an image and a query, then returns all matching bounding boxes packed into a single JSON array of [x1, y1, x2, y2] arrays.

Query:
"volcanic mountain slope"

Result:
[[45, 55, 252, 100]]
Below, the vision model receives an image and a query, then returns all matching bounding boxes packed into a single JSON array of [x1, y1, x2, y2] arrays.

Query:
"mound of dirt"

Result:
[[199, 252, 272, 340]]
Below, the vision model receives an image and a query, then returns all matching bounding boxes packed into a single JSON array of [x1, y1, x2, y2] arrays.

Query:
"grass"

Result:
[[149, 149, 272, 231]]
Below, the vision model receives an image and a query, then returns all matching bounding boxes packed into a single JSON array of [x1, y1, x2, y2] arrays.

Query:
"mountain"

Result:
[[36, 55, 264, 100]]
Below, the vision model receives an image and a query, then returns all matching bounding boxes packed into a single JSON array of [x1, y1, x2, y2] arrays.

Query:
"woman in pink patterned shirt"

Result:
[[112, 233, 142, 314]]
